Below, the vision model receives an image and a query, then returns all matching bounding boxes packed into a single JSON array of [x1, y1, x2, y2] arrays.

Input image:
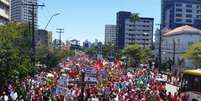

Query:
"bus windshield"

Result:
[[181, 74, 201, 92]]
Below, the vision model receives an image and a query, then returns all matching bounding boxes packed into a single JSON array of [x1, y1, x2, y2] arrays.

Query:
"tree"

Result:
[[102, 43, 114, 58], [0, 23, 33, 81], [35, 45, 48, 64], [140, 48, 152, 64], [122, 44, 152, 65], [85, 47, 98, 57], [122, 44, 142, 65], [183, 42, 201, 68], [47, 48, 72, 67], [130, 13, 140, 23]]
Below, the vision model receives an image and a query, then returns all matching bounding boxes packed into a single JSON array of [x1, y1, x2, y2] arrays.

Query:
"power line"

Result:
[[56, 28, 64, 48]]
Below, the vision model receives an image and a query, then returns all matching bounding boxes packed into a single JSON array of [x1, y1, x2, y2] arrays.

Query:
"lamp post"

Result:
[[44, 13, 60, 30], [44, 13, 60, 68]]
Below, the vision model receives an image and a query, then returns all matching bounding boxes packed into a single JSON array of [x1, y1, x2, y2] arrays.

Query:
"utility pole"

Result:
[[159, 25, 162, 70], [156, 24, 162, 70], [23, 3, 45, 65], [56, 28, 64, 48], [173, 39, 176, 65]]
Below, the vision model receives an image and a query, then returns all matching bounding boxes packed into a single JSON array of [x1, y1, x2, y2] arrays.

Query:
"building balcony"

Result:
[[0, 0, 10, 7], [0, 9, 9, 20]]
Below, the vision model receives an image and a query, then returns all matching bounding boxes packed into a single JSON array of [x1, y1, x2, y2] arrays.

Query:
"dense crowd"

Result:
[[0, 53, 187, 101]]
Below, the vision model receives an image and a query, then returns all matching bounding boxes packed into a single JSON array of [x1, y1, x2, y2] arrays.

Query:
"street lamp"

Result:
[[143, 33, 148, 48], [44, 13, 60, 30]]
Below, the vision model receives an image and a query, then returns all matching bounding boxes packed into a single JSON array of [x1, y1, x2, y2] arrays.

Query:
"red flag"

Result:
[[114, 58, 121, 65], [95, 59, 103, 70]]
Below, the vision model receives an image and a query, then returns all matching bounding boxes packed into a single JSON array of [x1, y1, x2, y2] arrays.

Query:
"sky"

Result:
[[38, 0, 161, 44]]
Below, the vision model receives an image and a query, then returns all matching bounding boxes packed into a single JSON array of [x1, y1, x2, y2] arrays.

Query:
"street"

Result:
[[166, 83, 179, 95]]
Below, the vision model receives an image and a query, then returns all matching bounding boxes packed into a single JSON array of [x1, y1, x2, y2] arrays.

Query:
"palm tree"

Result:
[[130, 13, 140, 23], [130, 13, 140, 44]]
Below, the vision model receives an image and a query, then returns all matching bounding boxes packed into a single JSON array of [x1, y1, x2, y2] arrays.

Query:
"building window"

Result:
[[176, 3, 182, 7], [177, 39, 180, 48], [186, 19, 192, 23], [186, 9, 192, 13], [176, 8, 182, 12], [186, 4, 192, 8], [176, 18, 182, 22], [188, 42, 193, 46], [176, 13, 182, 17], [186, 14, 192, 18], [197, 5, 201, 9], [197, 15, 201, 18], [197, 10, 201, 14]]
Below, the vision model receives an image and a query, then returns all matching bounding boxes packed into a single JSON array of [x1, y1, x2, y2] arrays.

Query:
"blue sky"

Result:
[[38, 0, 161, 43]]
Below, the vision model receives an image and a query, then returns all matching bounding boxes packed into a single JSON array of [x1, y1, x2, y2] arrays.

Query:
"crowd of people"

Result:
[[0, 53, 187, 101]]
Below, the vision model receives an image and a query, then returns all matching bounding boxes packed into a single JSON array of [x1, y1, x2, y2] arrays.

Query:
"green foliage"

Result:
[[183, 42, 201, 68], [114, 49, 123, 58], [85, 47, 98, 57], [161, 59, 173, 71], [140, 48, 152, 64], [122, 44, 152, 65], [0, 23, 33, 81], [16, 80, 26, 98], [47, 48, 73, 67], [130, 13, 140, 23]]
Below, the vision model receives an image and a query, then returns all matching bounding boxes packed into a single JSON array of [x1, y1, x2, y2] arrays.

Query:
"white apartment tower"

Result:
[[0, 0, 10, 24], [124, 17, 154, 48], [105, 25, 116, 45], [11, 0, 37, 26]]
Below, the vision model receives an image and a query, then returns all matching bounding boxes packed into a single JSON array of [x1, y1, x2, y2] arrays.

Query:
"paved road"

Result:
[[166, 83, 179, 94]]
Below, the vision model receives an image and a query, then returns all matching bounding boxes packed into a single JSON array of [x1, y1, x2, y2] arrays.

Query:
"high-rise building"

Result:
[[116, 11, 154, 48], [0, 0, 10, 24], [116, 11, 131, 49], [11, 0, 37, 26], [105, 25, 116, 45], [161, 0, 201, 29], [35, 29, 52, 47]]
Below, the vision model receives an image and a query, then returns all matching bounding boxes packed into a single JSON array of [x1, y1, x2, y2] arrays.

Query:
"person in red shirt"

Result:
[[34, 91, 41, 101], [157, 94, 162, 101], [181, 94, 188, 101], [173, 93, 179, 101], [168, 92, 174, 101]]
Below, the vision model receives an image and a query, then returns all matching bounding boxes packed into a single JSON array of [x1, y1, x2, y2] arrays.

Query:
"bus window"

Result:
[[181, 74, 201, 92], [181, 74, 190, 91], [191, 77, 201, 91]]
